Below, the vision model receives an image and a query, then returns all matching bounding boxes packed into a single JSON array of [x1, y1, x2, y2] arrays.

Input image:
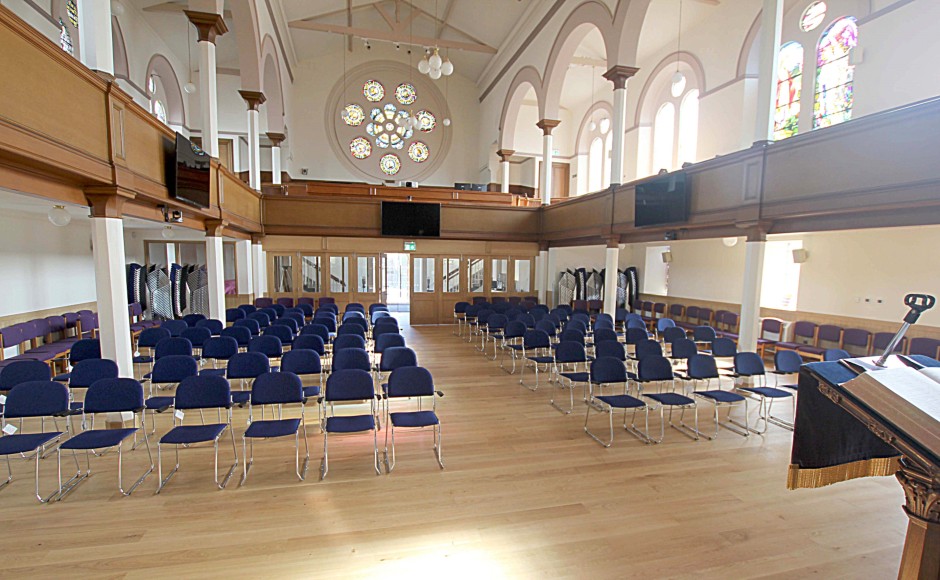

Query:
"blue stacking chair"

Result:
[[384, 367, 444, 473], [143, 355, 199, 439], [226, 308, 245, 324], [301, 323, 331, 345], [0, 381, 69, 502], [372, 310, 392, 326], [272, 317, 299, 336], [453, 302, 469, 335], [693, 326, 718, 346], [772, 349, 804, 390], [0, 360, 52, 392], [241, 372, 309, 485], [66, 358, 119, 416], [237, 304, 257, 316], [293, 334, 326, 356], [196, 318, 224, 336], [280, 349, 324, 400], [226, 352, 270, 406], [584, 357, 650, 447], [160, 319, 188, 337], [682, 354, 749, 438], [183, 314, 206, 327], [483, 314, 509, 361], [221, 326, 252, 350], [259, 308, 278, 323], [319, 369, 380, 480], [297, 303, 314, 319], [247, 312, 271, 329], [535, 319, 558, 341], [337, 323, 366, 340], [734, 352, 794, 433], [233, 318, 261, 336], [52, 338, 102, 382], [631, 339, 663, 363], [656, 317, 677, 337], [201, 336, 239, 377], [313, 317, 337, 336], [156, 375, 237, 493], [711, 337, 737, 359], [372, 324, 399, 343], [551, 341, 590, 414], [593, 328, 620, 346], [637, 355, 699, 442], [824, 348, 850, 362], [248, 335, 283, 365], [181, 327, 211, 357], [333, 334, 366, 352], [263, 325, 294, 348], [519, 329, 553, 391], [662, 326, 687, 346], [669, 338, 698, 367], [332, 348, 371, 373], [499, 320, 527, 374], [134, 327, 170, 368], [153, 337, 194, 363], [56, 378, 153, 500]]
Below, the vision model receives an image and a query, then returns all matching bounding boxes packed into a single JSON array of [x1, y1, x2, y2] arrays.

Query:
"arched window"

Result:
[[148, 75, 169, 125], [677, 90, 699, 166], [652, 103, 675, 174], [588, 137, 604, 193], [603, 132, 612, 189], [774, 42, 803, 140], [814, 17, 858, 129]]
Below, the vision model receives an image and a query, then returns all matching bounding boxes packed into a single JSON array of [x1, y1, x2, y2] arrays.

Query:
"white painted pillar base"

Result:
[[754, 0, 785, 143], [261, 251, 268, 295], [500, 160, 510, 193], [91, 218, 133, 377], [546, 249, 557, 307], [541, 134, 553, 205], [603, 245, 619, 315], [535, 250, 547, 304], [247, 109, 261, 190], [235, 240, 253, 296], [77, 0, 113, 75], [610, 87, 627, 186], [199, 40, 219, 157], [271, 145, 282, 185], [252, 243, 264, 298], [738, 240, 767, 352], [206, 236, 225, 320]]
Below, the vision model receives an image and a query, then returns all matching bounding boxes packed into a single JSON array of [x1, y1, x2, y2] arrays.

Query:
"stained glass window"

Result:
[[408, 141, 429, 163], [814, 17, 858, 129], [774, 42, 803, 140], [363, 80, 385, 102], [396, 83, 417, 105], [66, 0, 79, 27], [800, 1, 827, 32], [415, 110, 436, 132], [380, 154, 401, 175], [350, 137, 372, 159], [58, 18, 73, 55], [342, 104, 364, 126]]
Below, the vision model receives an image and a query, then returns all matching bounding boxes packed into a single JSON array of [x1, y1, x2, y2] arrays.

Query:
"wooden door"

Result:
[[410, 255, 439, 325], [353, 254, 381, 309], [552, 162, 570, 199], [298, 254, 324, 305], [327, 255, 352, 311], [218, 138, 235, 171], [268, 253, 296, 301]]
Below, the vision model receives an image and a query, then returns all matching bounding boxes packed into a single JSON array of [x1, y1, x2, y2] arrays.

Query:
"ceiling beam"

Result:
[[288, 19, 497, 54], [435, 0, 454, 39], [400, 0, 489, 47]]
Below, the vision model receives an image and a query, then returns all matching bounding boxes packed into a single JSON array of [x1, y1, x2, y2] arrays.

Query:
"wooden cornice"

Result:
[[496, 149, 515, 162], [536, 119, 561, 136], [85, 186, 135, 219], [266, 132, 286, 147], [204, 219, 229, 237], [603, 66, 640, 90], [184, 10, 228, 44], [239, 90, 267, 111]]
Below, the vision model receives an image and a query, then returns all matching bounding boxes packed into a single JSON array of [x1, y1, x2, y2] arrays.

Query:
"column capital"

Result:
[[266, 132, 286, 146], [607, 237, 621, 249], [85, 186, 135, 218], [536, 119, 561, 136], [204, 219, 228, 237], [251, 234, 265, 245], [603, 65, 640, 90], [539, 242, 550, 252], [239, 90, 267, 111], [496, 149, 515, 162], [184, 10, 228, 44]]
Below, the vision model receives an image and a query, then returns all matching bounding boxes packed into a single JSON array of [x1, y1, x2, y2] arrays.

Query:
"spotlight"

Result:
[[395, 43, 401, 50], [48, 205, 71, 227]]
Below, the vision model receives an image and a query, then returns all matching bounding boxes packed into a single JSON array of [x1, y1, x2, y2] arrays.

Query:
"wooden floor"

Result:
[[0, 323, 908, 579]]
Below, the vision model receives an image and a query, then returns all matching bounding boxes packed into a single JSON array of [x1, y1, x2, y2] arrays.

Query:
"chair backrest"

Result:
[[150, 355, 199, 383], [638, 355, 675, 382], [263, 325, 294, 345], [301, 323, 330, 343], [226, 352, 270, 379], [685, 306, 700, 323], [238, 304, 258, 315], [4, 380, 69, 418], [593, 328, 619, 344], [333, 334, 367, 352], [180, 327, 211, 348], [332, 348, 371, 372], [657, 318, 676, 333], [292, 334, 326, 355], [504, 320, 527, 339], [248, 335, 283, 358], [313, 317, 337, 333], [374, 333, 406, 353], [517, 313, 536, 329], [841, 328, 871, 354], [710, 337, 737, 358], [671, 338, 698, 360], [487, 314, 508, 331], [273, 317, 300, 334], [297, 303, 315, 317], [195, 318, 224, 336], [824, 348, 851, 362], [325, 369, 375, 402], [276, 297, 295, 308], [174, 375, 231, 410], [558, 328, 585, 346], [625, 327, 649, 345], [635, 339, 664, 360], [817, 324, 844, 346], [233, 318, 261, 336], [380, 346, 418, 372], [760, 317, 784, 339], [337, 323, 366, 338], [344, 317, 370, 333], [662, 326, 687, 344], [775, 349, 803, 373], [369, 303, 388, 314], [386, 366, 435, 398], [271, 304, 286, 317], [372, 325, 400, 341], [138, 327, 171, 348], [591, 356, 628, 384], [346, 303, 365, 312], [248, 312, 271, 328], [226, 308, 246, 323], [791, 321, 818, 343], [0, 360, 52, 390], [734, 352, 766, 377], [535, 319, 556, 336], [692, 326, 717, 342], [908, 337, 940, 358], [160, 319, 188, 337], [182, 313, 206, 327], [687, 354, 719, 380], [68, 358, 119, 389], [69, 338, 102, 363], [372, 311, 392, 324], [872, 332, 906, 355], [202, 336, 239, 360], [260, 307, 278, 321], [595, 340, 626, 361], [221, 326, 252, 347], [251, 372, 303, 405], [254, 297, 274, 309], [83, 377, 144, 413], [155, 337, 193, 359], [280, 349, 322, 376], [317, 296, 336, 307]]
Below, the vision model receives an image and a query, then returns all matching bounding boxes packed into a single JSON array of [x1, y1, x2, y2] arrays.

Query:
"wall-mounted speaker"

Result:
[[792, 248, 809, 263], [661, 251, 673, 263]]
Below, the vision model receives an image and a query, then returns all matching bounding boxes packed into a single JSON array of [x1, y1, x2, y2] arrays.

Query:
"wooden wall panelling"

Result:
[[540, 191, 614, 243]]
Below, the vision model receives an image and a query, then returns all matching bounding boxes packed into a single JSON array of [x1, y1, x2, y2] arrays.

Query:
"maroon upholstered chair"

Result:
[[841, 328, 872, 356], [871, 332, 906, 356]]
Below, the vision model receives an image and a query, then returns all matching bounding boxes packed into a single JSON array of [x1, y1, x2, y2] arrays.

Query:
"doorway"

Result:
[[383, 253, 410, 312]]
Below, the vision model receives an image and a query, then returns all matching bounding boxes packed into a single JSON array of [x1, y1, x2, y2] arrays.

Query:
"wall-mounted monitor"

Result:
[[634, 171, 690, 227], [166, 133, 211, 209], [381, 201, 441, 238]]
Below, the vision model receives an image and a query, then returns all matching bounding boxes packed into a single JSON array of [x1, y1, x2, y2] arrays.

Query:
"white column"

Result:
[[603, 244, 619, 315], [497, 149, 514, 194], [91, 218, 133, 377], [271, 145, 282, 185], [235, 239, 253, 296], [610, 88, 626, 185], [540, 134, 553, 205], [247, 108, 261, 190], [261, 251, 268, 294], [738, 239, 767, 352], [754, 0, 785, 143], [199, 40, 219, 156], [538, 249, 549, 304], [206, 235, 225, 320], [77, 0, 113, 75], [546, 248, 557, 307], [251, 243, 264, 298]]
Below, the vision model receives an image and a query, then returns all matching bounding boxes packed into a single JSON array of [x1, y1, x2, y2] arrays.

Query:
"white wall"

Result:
[[0, 209, 96, 317]]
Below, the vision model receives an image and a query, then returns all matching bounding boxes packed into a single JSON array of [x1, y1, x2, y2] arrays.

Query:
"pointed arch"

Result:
[[611, 0, 653, 67], [498, 66, 544, 151], [230, 1, 262, 91], [145, 54, 185, 128], [260, 34, 284, 133], [575, 101, 614, 154], [111, 15, 129, 81]]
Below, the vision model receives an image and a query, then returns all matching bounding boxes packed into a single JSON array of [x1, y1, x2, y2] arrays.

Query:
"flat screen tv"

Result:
[[381, 201, 441, 238], [166, 134, 211, 209], [634, 171, 690, 227]]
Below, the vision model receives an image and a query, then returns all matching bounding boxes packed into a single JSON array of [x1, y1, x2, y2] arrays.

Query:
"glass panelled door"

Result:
[[383, 253, 409, 312], [467, 257, 487, 302], [329, 255, 351, 310], [410, 255, 438, 324], [271, 254, 295, 300], [300, 254, 323, 304], [354, 254, 380, 309]]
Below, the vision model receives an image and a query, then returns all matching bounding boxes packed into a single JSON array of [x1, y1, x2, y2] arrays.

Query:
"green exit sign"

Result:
[[403, 241, 417, 251]]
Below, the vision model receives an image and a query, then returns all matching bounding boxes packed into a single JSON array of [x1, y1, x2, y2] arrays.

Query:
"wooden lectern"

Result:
[[791, 358, 940, 579]]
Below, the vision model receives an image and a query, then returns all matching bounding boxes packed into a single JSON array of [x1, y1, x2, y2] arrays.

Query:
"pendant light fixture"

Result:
[[417, 0, 454, 80], [48, 205, 71, 227], [183, 24, 196, 94], [671, 0, 686, 98]]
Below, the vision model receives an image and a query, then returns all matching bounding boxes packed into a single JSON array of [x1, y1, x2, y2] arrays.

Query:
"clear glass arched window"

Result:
[[588, 137, 604, 193], [652, 102, 676, 174], [677, 90, 699, 166]]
